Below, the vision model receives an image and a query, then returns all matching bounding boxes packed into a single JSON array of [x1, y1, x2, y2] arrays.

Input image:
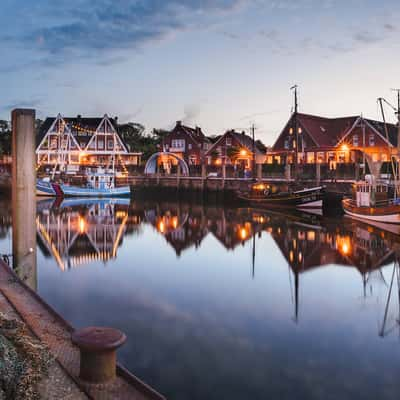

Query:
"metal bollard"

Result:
[[72, 326, 126, 383]]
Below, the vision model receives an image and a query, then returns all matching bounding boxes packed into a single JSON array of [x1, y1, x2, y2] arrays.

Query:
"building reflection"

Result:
[[36, 198, 133, 270], [34, 198, 400, 334]]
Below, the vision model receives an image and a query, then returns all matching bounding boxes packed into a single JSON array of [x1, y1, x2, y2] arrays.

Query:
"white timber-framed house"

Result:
[[36, 114, 142, 172]]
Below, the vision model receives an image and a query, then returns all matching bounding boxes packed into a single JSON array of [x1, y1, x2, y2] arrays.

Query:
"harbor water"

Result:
[[0, 196, 399, 400]]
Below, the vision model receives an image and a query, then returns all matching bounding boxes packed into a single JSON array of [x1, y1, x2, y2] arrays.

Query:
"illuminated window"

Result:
[[289, 127, 293, 135], [307, 152, 315, 163], [317, 152, 325, 163]]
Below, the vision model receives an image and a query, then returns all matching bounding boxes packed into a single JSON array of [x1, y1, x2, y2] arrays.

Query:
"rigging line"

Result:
[[378, 98, 397, 187], [379, 262, 397, 337]]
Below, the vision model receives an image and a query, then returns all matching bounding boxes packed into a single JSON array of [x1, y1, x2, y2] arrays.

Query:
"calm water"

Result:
[[0, 197, 399, 400]]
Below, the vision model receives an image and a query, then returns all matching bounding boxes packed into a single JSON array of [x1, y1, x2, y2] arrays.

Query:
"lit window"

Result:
[[289, 127, 293, 135], [307, 152, 315, 163]]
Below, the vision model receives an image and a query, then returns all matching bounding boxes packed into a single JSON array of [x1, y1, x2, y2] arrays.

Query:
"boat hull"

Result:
[[36, 179, 62, 197], [342, 198, 400, 224], [60, 184, 131, 197], [238, 187, 325, 208]]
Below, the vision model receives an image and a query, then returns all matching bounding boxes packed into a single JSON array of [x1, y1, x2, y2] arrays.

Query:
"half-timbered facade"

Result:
[[36, 114, 142, 171], [205, 130, 266, 169], [269, 113, 398, 166], [162, 121, 211, 165]]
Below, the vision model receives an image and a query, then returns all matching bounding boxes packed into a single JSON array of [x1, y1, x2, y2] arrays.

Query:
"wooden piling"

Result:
[[11, 109, 37, 290]]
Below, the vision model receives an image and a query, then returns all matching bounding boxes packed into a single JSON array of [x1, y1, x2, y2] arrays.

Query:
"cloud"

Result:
[[4, 0, 248, 66], [353, 30, 382, 44], [1, 98, 42, 111]]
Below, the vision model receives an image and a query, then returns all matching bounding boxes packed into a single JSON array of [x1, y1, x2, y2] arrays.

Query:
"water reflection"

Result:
[[36, 198, 132, 270], [3, 197, 399, 399], [35, 198, 400, 330]]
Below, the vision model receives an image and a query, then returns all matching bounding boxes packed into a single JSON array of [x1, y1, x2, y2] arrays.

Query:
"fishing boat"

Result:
[[342, 181, 400, 223], [60, 168, 130, 197], [238, 183, 325, 208], [343, 91, 400, 224], [36, 177, 63, 197]]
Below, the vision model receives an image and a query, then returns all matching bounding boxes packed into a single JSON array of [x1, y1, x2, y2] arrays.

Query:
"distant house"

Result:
[[269, 113, 398, 166], [205, 129, 265, 169], [36, 114, 142, 171], [162, 121, 211, 165]]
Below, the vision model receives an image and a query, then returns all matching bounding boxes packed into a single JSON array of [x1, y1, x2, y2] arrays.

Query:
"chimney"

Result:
[[195, 126, 201, 135], [176, 120, 182, 126]]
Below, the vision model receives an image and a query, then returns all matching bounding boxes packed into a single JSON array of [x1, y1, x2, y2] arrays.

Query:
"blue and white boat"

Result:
[[37, 177, 62, 197], [60, 168, 130, 197]]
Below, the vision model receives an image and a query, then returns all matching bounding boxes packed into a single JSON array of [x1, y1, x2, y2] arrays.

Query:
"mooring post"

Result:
[[257, 163, 262, 181], [201, 163, 206, 190], [316, 162, 321, 185], [11, 109, 37, 291], [285, 164, 291, 182], [222, 164, 226, 189], [72, 326, 126, 383]]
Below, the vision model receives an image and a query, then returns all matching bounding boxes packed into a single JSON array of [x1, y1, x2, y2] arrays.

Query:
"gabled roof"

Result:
[[273, 112, 398, 150], [170, 121, 211, 144], [37, 116, 125, 149], [206, 130, 265, 156]]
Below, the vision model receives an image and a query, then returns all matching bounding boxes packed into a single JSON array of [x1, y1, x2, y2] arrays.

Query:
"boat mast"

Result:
[[291, 85, 298, 180]]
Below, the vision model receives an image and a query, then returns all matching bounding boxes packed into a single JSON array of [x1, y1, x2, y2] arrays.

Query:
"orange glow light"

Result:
[[240, 149, 247, 156], [158, 220, 165, 233], [78, 217, 86, 234]]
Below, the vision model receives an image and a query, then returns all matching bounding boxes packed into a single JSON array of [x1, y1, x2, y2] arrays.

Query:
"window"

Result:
[[189, 155, 197, 165], [381, 153, 388, 162], [204, 143, 209, 150], [284, 139, 289, 149], [226, 138, 232, 146], [369, 134, 375, 146], [317, 152, 325, 163], [108, 140, 114, 150], [188, 143, 192, 150], [97, 139, 104, 150], [307, 152, 315, 164], [289, 128, 293, 135], [353, 135, 359, 146], [171, 139, 185, 148]]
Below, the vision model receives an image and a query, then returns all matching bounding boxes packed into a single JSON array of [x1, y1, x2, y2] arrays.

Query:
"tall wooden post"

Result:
[[12, 109, 37, 290], [316, 162, 321, 185], [257, 163, 262, 181]]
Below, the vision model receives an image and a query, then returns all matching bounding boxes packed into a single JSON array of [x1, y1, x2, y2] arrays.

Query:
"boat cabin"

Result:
[[353, 182, 389, 207], [87, 168, 115, 190]]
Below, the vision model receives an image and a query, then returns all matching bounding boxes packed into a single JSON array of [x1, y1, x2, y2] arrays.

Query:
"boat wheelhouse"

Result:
[[342, 181, 400, 223], [60, 168, 130, 197]]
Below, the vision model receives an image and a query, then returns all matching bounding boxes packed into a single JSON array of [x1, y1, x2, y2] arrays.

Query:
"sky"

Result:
[[1, 0, 400, 145]]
